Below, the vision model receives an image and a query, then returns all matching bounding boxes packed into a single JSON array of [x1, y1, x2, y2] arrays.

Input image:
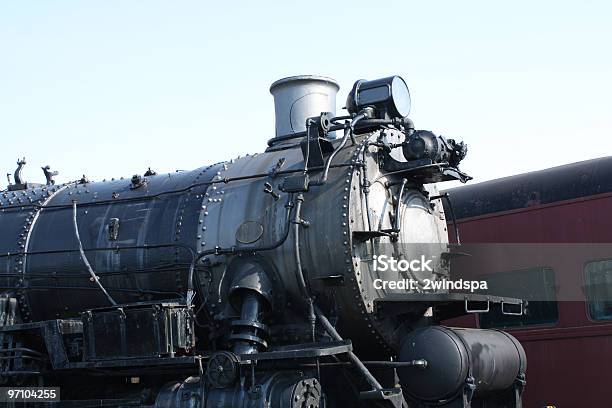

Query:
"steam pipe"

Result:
[[292, 194, 309, 298], [292, 193, 316, 341], [311, 113, 366, 186], [298, 360, 428, 369], [72, 201, 117, 306], [394, 178, 408, 232], [231, 291, 265, 355], [314, 305, 383, 391]]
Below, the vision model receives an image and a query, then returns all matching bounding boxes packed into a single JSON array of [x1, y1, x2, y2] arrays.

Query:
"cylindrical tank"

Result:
[[0, 165, 224, 321], [0, 125, 448, 356], [397, 326, 526, 402], [269, 75, 339, 138]]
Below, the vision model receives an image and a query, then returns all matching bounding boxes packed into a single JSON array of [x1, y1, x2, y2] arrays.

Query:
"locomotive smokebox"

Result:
[[270, 75, 339, 138]]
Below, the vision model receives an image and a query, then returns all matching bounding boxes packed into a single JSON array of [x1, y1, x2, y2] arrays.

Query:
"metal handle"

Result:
[[465, 298, 489, 313], [501, 301, 524, 316], [263, 182, 280, 200]]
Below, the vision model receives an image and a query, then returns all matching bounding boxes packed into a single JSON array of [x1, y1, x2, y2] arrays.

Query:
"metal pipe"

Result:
[[314, 306, 382, 391], [0, 243, 197, 260], [0, 285, 183, 297], [292, 193, 317, 341], [360, 147, 376, 256], [394, 178, 408, 232], [363, 360, 428, 369], [72, 201, 117, 306], [303, 120, 313, 174], [292, 194, 309, 298], [298, 360, 428, 369], [310, 127, 351, 186], [232, 292, 265, 355], [0, 347, 47, 357], [372, 162, 449, 184], [311, 113, 366, 186]]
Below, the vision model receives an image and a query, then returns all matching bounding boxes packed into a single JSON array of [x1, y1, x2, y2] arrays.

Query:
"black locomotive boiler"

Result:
[[0, 75, 526, 407]]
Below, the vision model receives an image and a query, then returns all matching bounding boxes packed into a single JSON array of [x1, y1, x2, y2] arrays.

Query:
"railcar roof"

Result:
[[443, 156, 612, 219]]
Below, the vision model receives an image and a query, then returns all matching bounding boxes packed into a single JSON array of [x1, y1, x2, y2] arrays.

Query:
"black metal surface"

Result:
[[402, 130, 467, 169], [206, 351, 239, 388], [41, 165, 59, 186], [397, 326, 526, 405], [0, 163, 222, 321], [444, 155, 612, 219], [82, 302, 193, 361], [0, 77, 526, 407], [155, 372, 322, 408], [374, 293, 525, 320], [346, 76, 411, 119], [238, 340, 352, 361], [7, 158, 44, 191], [229, 292, 268, 354], [67, 355, 198, 370], [300, 114, 335, 169]]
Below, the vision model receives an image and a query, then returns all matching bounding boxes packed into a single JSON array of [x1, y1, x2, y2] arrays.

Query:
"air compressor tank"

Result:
[[398, 326, 526, 405]]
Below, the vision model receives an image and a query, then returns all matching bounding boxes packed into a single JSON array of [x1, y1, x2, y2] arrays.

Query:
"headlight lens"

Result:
[[346, 75, 411, 119]]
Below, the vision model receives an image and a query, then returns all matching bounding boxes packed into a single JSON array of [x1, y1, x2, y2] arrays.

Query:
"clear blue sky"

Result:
[[1, 1, 610, 189]]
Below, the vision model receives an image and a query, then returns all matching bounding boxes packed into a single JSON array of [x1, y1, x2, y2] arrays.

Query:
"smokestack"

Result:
[[270, 75, 339, 139]]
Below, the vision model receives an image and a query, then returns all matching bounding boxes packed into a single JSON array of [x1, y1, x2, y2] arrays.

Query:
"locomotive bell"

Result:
[[270, 75, 339, 138]]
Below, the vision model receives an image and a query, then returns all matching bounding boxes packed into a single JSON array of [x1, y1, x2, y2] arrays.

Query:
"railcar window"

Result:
[[585, 260, 612, 321], [479, 267, 558, 329]]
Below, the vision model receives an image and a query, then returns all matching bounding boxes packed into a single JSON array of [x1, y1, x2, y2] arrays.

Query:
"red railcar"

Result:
[[443, 156, 612, 407]]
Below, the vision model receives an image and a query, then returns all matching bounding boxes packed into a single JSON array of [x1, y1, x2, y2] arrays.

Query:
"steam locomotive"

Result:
[[0, 75, 526, 407]]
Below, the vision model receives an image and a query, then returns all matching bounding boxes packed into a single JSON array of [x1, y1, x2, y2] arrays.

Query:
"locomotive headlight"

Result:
[[346, 75, 411, 119]]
